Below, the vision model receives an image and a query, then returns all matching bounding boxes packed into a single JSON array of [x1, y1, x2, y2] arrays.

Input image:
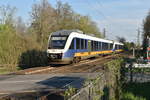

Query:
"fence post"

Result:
[[129, 63, 133, 82]]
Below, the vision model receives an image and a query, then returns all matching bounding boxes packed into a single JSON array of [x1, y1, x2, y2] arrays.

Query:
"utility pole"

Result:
[[137, 28, 140, 47], [147, 36, 150, 47], [133, 48, 135, 58], [103, 28, 106, 38]]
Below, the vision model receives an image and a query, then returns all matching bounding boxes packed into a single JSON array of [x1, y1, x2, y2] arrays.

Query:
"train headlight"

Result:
[[48, 53, 62, 59]]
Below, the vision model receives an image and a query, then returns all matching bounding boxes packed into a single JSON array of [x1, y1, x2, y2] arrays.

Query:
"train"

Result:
[[147, 47, 150, 61], [47, 30, 124, 64]]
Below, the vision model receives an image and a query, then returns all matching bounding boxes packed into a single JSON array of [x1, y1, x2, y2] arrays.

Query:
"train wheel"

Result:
[[73, 57, 81, 63]]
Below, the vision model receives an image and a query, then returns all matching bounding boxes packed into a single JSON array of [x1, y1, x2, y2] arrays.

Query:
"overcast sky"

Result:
[[0, 0, 150, 43]]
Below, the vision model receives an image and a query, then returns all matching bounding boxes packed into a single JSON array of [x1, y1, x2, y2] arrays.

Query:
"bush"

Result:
[[122, 92, 146, 100]]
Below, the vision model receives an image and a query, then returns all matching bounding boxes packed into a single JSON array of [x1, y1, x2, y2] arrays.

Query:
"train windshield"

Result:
[[49, 36, 68, 49]]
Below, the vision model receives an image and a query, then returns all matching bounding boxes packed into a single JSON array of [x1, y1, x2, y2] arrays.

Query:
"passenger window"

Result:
[[76, 38, 80, 49], [101, 42, 103, 50], [105, 43, 108, 50], [91, 41, 94, 50], [110, 44, 112, 49], [81, 39, 84, 49], [99, 42, 102, 50], [98, 42, 100, 50], [96, 42, 98, 50], [69, 38, 74, 49], [106, 43, 108, 50], [84, 40, 87, 49]]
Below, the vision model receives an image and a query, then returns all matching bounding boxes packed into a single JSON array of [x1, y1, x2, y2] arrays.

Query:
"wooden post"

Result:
[[133, 48, 135, 58], [129, 63, 133, 82]]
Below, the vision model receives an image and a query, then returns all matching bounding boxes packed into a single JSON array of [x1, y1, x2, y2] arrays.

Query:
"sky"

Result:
[[0, 0, 150, 43]]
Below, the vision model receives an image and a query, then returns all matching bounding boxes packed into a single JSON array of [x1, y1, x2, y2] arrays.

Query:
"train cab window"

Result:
[[49, 36, 68, 49], [76, 38, 80, 49], [69, 38, 74, 49]]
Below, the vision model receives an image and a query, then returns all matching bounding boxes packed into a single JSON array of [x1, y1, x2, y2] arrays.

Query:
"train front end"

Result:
[[47, 30, 72, 64]]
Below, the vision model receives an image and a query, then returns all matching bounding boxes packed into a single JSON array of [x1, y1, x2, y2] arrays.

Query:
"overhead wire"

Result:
[[86, 0, 115, 39]]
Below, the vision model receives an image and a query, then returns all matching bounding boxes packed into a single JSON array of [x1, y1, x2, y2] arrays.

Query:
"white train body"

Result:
[[47, 30, 123, 64]]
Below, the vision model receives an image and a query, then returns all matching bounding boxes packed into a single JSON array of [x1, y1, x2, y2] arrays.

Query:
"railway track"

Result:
[[11, 54, 123, 75], [0, 54, 124, 100]]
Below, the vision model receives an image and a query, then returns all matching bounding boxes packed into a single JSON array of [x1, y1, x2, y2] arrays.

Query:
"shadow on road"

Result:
[[37, 76, 85, 89]]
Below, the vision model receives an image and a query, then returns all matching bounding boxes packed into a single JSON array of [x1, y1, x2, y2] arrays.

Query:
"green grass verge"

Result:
[[0, 68, 12, 74], [122, 92, 146, 100], [0, 67, 20, 75]]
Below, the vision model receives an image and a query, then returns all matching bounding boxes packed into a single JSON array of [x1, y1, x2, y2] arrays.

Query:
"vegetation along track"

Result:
[[12, 54, 123, 75]]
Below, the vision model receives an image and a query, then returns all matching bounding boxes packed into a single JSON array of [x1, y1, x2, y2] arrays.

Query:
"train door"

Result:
[[112, 42, 115, 51], [88, 40, 92, 52]]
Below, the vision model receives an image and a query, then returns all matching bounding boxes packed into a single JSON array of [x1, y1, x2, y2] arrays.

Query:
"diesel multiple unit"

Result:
[[47, 30, 123, 64]]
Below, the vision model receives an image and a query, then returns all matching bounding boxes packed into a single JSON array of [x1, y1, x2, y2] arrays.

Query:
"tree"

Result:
[[55, 1, 75, 30], [30, 0, 56, 45], [0, 5, 16, 25], [117, 36, 126, 43], [142, 10, 150, 57], [15, 16, 27, 35], [55, 1, 101, 37]]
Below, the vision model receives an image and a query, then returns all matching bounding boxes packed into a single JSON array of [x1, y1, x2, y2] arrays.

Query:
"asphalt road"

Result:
[[0, 73, 99, 96]]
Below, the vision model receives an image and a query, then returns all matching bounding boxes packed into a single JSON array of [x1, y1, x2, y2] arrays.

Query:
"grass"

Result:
[[122, 92, 146, 100], [0, 68, 12, 74], [0, 66, 20, 74], [122, 82, 150, 100]]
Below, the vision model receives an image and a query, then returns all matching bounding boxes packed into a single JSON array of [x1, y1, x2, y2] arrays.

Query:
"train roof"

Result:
[[71, 31, 113, 43], [51, 30, 123, 45], [114, 41, 124, 45], [51, 30, 83, 36]]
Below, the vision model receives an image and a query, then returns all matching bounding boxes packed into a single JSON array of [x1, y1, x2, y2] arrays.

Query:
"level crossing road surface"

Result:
[[0, 73, 99, 96]]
